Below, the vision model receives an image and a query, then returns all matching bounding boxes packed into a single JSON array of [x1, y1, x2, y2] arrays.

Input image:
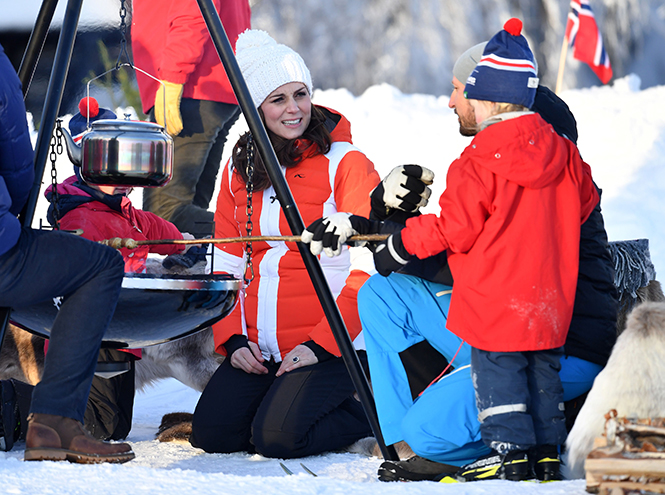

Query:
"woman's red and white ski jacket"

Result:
[[212, 108, 380, 360]]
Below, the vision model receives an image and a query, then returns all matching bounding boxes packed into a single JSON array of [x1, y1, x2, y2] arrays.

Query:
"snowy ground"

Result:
[[3, 75, 663, 493], [0, 379, 589, 495]]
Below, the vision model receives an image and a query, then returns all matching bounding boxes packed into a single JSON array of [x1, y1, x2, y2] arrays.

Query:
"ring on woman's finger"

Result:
[[292, 356, 300, 363]]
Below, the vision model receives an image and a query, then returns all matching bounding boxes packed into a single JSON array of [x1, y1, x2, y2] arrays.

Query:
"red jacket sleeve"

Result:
[[213, 162, 245, 258], [157, 1, 219, 84], [579, 159, 599, 224], [134, 209, 185, 256], [308, 149, 380, 356], [57, 208, 107, 242], [403, 156, 491, 259]]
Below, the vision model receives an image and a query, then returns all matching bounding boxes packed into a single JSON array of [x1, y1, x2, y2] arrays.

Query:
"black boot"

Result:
[[0, 380, 20, 452], [454, 449, 533, 482], [531, 445, 562, 481], [378, 455, 459, 482]]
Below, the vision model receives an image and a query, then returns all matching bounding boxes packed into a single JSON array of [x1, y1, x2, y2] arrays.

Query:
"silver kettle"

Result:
[[61, 118, 174, 188]]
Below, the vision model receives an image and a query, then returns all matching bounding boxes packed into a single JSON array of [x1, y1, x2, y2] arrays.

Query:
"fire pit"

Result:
[[10, 273, 240, 348]]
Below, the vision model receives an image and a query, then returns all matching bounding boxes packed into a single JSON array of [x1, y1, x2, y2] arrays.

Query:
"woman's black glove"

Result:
[[301, 213, 403, 257], [373, 230, 413, 276]]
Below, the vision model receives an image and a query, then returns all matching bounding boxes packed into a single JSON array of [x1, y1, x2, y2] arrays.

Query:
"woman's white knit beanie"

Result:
[[235, 29, 313, 108]]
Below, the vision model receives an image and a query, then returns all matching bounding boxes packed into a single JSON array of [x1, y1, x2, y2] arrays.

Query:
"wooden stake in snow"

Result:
[[555, 33, 570, 95]]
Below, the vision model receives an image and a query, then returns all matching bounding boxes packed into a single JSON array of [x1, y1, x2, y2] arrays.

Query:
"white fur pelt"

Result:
[[563, 301, 665, 479], [134, 257, 224, 392], [136, 327, 222, 392]]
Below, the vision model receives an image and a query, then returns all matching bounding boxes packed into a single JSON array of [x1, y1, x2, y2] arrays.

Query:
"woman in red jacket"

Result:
[[189, 30, 380, 458]]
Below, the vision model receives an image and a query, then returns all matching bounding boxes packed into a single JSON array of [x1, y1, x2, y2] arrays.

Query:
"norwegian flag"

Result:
[[565, 0, 612, 84]]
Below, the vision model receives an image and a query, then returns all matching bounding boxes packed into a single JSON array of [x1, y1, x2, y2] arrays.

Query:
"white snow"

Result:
[[0, 379, 589, 495], [2, 0, 123, 30], [5, 74, 664, 494]]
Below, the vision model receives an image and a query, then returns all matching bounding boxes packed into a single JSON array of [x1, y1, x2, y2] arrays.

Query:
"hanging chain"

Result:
[[115, 0, 132, 68], [49, 120, 64, 229], [243, 135, 256, 287]]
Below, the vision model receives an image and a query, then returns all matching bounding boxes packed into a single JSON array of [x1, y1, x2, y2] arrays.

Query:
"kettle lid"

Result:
[[90, 119, 166, 133]]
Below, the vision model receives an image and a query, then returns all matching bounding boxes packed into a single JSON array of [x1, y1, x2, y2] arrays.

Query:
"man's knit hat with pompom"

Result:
[[464, 18, 539, 108]]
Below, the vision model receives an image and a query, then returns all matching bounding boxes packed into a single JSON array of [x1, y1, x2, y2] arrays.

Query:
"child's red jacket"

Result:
[[47, 176, 184, 274], [402, 113, 599, 352]]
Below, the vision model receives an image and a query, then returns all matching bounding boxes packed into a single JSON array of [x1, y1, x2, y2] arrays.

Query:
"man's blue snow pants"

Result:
[[358, 273, 603, 466]]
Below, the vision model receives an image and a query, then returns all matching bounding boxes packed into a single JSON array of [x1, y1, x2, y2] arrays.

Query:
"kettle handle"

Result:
[[59, 126, 82, 167], [84, 63, 169, 133]]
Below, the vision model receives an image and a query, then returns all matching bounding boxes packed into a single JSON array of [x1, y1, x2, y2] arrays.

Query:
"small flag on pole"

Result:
[[565, 0, 612, 84]]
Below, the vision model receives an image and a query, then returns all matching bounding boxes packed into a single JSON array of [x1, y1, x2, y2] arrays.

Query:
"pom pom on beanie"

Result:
[[69, 97, 117, 137], [503, 17, 523, 36], [78, 96, 99, 118], [235, 29, 312, 108], [464, 18, 539, 108]]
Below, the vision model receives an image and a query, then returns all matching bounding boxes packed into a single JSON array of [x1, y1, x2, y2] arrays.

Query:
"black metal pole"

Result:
[[18, 0, 60, 99], [195, 0, 398, 461], [18, 0, 84, 228]]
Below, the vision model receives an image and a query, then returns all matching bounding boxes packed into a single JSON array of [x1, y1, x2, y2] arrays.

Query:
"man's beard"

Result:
[[457, 111, 478, 137], [459, 124, 477, 137]]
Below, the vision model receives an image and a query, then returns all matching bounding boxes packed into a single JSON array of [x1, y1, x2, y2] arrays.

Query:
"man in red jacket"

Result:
[[131, 0, 251, 238]]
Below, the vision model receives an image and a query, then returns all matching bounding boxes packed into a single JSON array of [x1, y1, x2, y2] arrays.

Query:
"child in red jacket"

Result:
[[47, 98, 196, 273], [305, 19, 599, 482], [374, 19, 599, 482], [40, 98, 204, 441]]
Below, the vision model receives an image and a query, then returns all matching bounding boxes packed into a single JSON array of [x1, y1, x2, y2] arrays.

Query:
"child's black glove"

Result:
[[301, 213, 403, 257], [373, 230, 413, 277], [162, 246, 208, 269]]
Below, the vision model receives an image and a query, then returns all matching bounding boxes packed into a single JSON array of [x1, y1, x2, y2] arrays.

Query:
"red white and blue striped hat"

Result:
[[464, 18, 539, 108]]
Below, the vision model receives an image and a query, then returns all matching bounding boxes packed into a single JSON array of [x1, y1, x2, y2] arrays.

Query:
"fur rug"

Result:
[[345, 437, 415, 460], [156, 412, 194, 443], [563, 300, 665, 479]]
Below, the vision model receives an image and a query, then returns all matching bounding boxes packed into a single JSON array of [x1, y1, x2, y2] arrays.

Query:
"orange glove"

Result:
[[154, 80, 184, 136]]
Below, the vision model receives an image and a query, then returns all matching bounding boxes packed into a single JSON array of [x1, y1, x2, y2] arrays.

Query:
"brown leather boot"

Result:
[[24, 413, 135, 464]]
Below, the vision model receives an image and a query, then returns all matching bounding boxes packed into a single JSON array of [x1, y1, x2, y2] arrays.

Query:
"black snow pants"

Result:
[[190, 352, 373, 458]]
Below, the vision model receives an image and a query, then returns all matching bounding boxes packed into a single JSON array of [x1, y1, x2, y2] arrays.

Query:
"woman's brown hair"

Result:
[[232, 105, 333, 191]]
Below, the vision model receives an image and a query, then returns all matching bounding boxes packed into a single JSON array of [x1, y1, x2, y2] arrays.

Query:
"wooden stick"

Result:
[[100, 234, 390, 250]]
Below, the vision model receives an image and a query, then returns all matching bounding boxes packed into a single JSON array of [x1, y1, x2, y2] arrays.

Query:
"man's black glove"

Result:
[[301, 213, 403, 257], [370, 165, 435, 221], [373, 230, 413, 277]]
